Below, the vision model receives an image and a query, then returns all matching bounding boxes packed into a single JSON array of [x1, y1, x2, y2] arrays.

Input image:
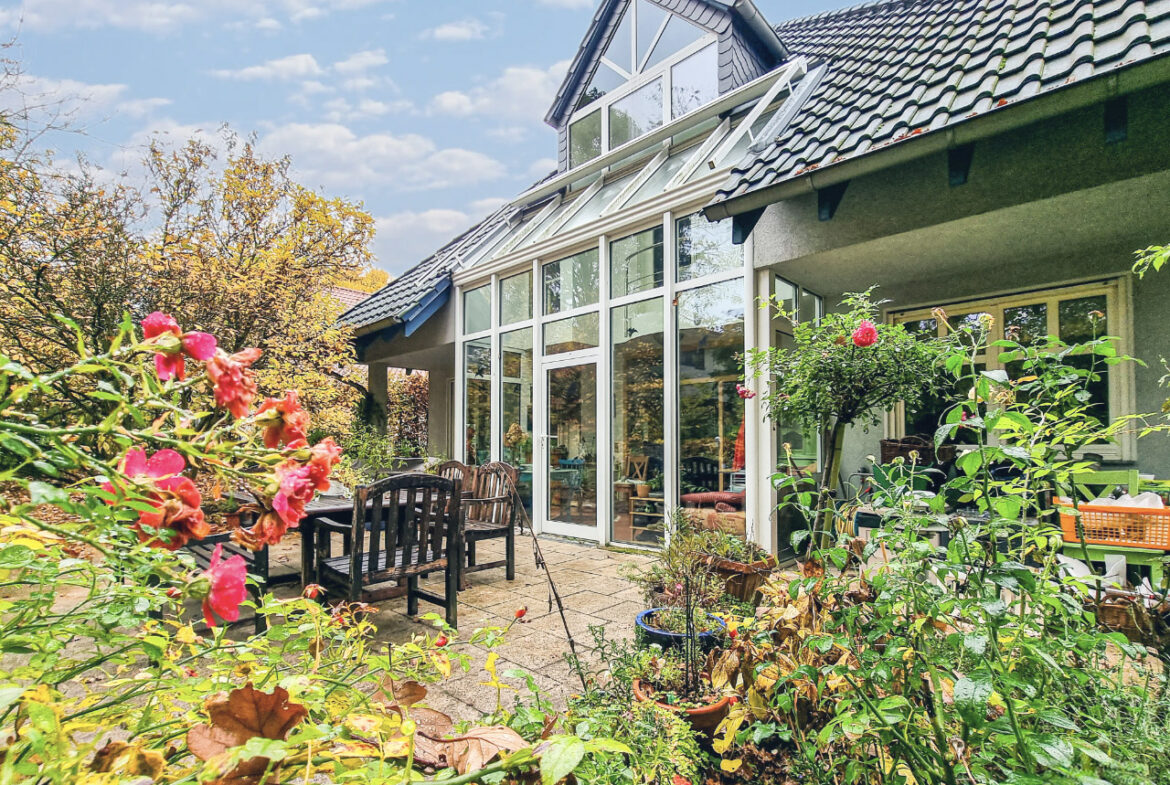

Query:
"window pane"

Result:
[[1060, 295, 1110, 423], [645, 14, 705, 70], [636, 0, 668, 69], [500, 271, 532, 325], [630, 149, 691, 203], [671, 43, 718, 119], [800, 288, 823, 324], [1059, 295, 1107, 344], [500, 328, 534, 515], [544, 312, 600, 355], [463, 284, 490, 334], [612, 298, 665, 545], [610, 225, 664, 297], [1004, 303, 1047, 344], [603, 4, 634, 72], [677, 278, 745, 538], [775, 277, 797, 322], [903, 318, 939, 338], [609, 78, 663, 149], [561, 174, 637, 233], [577, 62, 625, 112], [676, 213, 741, 282], [547, 362, 598, 527], [464, 338, 492, 465], [569, 110, 602, 168], [543, 249, 599, 313]]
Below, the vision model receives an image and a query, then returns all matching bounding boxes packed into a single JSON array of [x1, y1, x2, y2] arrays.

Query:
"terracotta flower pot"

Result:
[[704, 553, 777, 604], [632, 678, 731, 736], [635, 483, 650, 498]]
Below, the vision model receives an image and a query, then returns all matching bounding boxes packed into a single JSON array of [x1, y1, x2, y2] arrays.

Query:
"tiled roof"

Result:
[[712, 0, 1170, 205], [340, 203, 522, 331], [330, 286, 371, 309]]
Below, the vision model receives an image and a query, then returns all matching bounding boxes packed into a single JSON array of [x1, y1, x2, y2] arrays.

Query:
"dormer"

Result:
[[546, 0, 786, 173]]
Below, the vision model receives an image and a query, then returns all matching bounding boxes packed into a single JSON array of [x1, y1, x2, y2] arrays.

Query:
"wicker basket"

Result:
[[879, 436, 957, 466], [1058, 500, 1170, 550]]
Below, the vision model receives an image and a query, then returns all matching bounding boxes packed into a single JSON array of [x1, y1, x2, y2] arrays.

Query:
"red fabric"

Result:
[[732, 418, 746, 472], [680, 491, 745, 509]]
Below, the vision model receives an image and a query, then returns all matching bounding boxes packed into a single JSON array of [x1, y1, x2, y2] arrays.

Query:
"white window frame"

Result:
[[568, 28, 717, 169], [886, 278, 1136, 462]]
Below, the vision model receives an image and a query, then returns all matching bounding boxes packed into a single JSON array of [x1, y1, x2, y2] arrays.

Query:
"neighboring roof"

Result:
[[544, 0, 786, 129], [711, 0, 1170, 208], [330, 286, 372, 309], [340, 203, 522, 333]]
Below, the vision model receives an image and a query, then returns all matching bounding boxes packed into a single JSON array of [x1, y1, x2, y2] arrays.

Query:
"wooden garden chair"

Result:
[[461, 461, 518, 587], [314, 473, 462, 628]]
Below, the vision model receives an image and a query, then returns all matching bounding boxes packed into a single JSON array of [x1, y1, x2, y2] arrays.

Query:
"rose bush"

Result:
[[0, 313, 619, 784]]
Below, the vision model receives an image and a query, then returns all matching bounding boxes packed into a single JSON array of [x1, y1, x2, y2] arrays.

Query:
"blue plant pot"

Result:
[[635, 608, 726, 651]]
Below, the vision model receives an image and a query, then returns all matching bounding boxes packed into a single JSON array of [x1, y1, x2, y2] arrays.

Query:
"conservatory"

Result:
[[445, 1, 813, 551]]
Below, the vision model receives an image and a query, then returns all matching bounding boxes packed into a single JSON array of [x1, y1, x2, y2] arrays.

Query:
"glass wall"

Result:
[[500, 271, 532, 325], [677, 278, 746, 537], [547, 362, 598, 528], [774, 278, 822, 468], [500, 328, 534, 513], [463, 337, 492, 465], [612, 298, 665, 545], [544, 249, 599, 313], [464, 285, 491, 334], [676, 212, 741, 282], [610, 225, 664, 298]]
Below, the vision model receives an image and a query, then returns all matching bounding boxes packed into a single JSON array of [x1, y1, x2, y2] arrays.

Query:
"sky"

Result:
[[0, 0, 843, 276]]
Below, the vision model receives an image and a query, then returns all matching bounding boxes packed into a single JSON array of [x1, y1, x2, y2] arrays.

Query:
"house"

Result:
[[342, 0, 1170, 554]]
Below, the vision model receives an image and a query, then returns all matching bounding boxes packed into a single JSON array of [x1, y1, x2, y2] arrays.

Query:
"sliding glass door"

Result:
[[542, 357, 599, 538]]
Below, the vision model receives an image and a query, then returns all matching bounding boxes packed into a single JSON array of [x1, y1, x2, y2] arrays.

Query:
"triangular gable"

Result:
[[545, 0, 786, 130]]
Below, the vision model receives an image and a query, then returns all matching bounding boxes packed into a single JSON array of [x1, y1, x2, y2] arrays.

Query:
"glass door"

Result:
[[542, 358, 599, 539]]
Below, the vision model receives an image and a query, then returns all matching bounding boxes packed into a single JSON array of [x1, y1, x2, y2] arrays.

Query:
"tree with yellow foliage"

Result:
[[0, 124, 378, 437]]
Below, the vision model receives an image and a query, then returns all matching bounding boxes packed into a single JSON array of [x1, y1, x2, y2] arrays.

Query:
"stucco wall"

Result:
[[749, 84, 1170, 483]]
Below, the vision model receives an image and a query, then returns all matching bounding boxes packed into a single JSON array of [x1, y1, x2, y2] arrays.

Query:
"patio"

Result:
[[261, 531, 654, 717]]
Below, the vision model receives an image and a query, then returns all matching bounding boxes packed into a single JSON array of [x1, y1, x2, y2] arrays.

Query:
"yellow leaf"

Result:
[[720, 758, 744, 773]]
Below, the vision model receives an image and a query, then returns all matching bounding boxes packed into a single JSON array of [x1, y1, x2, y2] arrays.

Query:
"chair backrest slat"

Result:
[[350, 474, 459, 583]]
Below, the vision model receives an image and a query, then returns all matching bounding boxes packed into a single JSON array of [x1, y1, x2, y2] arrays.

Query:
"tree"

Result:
[[0, 125, 377, 436]]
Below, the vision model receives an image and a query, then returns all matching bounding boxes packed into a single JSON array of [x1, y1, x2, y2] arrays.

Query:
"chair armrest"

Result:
[[310, 520, 352, 541]]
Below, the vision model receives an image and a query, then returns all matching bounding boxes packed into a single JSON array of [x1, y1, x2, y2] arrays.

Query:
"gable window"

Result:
[[567, 1, 716, 169]]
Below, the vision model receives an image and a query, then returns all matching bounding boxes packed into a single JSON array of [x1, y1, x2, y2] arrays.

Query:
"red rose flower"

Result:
[[306, 437, 342, 492], [104, 448, 209, 550], [735, 384, 756, 400], [256, 391, 311, 449], [246, 511, 290, 548], [515, 607, 527, 619], [141, 311, 217, 381], [272, 461, 315, 529], [852, 319, 878, 348], [206, 347, 262, 418], [201, 543, 247, 627], [303, 584, 322, 599], [434, 635, 448, 648]]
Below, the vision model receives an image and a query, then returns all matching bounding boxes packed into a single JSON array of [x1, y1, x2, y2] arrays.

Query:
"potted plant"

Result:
[[631, 577, 731, 736], [697, 527, 777, 604], [635, 606, 725, 651]]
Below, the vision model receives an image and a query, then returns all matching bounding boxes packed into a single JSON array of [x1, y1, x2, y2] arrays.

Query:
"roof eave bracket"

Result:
[[817, 180, 849, 221], [948, 143, 976, 186]]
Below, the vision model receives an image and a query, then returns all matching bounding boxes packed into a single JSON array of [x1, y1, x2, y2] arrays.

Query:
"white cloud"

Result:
[[487, 125, 529, 143], [322, 97, 412, 122], [117, 96, 173, 118], [213, 53, 323, 81], [254, 16, 282, 30], [373, 209, 477, 274], [422, 17, 489, 42], [0, 73, 128, 127], [469, 197, 509, 216], [256, 122, 507, 192], [332, 48, 388, 74], [526, 157, 558, 178], [0, 0, 394, 32], [428, 60, 570, 122]]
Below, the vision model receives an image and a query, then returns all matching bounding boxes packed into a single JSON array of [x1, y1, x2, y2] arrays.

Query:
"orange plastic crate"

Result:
[[1059, 500, 1170, 550]]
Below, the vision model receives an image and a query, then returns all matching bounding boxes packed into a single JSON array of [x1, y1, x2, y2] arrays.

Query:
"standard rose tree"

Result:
[[747, 289, 955, 538]]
